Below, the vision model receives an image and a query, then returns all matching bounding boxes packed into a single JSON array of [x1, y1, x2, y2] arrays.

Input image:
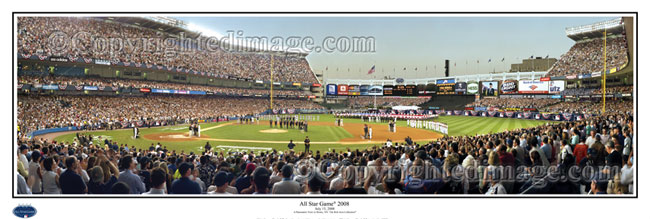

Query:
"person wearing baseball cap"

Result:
[[170, 162, 201, 194], [234, 163, 256, 194]]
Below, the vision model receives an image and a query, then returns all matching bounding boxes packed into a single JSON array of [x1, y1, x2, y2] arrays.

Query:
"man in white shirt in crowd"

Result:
[[144, 168, 166, 195], [19, 145, 30, 169], [586, 130, 597, 148], [209, 171, 233, 195], [272, 165, 301, 194]]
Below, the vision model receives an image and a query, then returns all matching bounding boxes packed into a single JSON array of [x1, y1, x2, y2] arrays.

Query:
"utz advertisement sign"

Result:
[[338, 84, 349, 95], [326, 84, 337, 95], [548, 80, 565, 93], [467, 82, 479, 94], [518, 80, 549, 94], [500, 80, 517, 94]]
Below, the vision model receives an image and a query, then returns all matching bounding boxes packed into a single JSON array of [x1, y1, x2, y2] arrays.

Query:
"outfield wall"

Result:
[[27, 126, 78, 139]]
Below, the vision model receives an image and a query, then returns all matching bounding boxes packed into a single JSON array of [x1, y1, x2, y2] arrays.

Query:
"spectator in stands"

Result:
[[59, 156, 87, 194], [171, 162, 202, 194], [272, 165, 301, 194], [28, 151, 43, 194], [144, 168, 167, 195], [117, 156, 146, 194], [209, 171, 233, 195], [42, 157, 61, 194], [251, 167, 271, 195]]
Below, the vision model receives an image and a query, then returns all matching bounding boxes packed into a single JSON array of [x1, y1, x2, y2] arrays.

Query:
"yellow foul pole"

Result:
[[602, 30, 607, 113], [270, 54, 274, 110]]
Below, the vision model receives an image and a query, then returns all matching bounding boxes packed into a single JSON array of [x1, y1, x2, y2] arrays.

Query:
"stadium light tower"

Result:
[[602, 29, 607, 113], [271, 54, 274, 110]]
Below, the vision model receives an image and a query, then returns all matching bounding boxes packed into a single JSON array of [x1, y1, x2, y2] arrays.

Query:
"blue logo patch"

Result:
[[13, 205, 37, 218]]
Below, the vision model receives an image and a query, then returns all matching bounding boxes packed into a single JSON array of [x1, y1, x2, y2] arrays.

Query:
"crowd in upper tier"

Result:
[[18, 75, 307, 96], [17, 17, 317, 83], [465, 98, 560, 109], [560, 85, 633, 96], [548, 36, 628, 77]]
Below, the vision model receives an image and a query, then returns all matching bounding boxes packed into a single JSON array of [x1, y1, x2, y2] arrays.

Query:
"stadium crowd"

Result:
[[17, 95, 325, 137], [466, 98, 560, 109], [541, 100, 633, 114], [16, 101, 634, 195], [548, 36, 628, 77], [347, 97, 430, 108], [560, 85, 633, 96], [18, 75, 307, 96], [17, 17, 317, 83]]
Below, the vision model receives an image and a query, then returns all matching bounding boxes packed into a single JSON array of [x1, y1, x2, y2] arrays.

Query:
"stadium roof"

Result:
[[98, 16, 201, 38], [565, 17, 625, 41]]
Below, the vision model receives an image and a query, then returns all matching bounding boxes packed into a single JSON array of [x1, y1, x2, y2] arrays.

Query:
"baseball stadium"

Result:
[[15, 15, 635, 196]]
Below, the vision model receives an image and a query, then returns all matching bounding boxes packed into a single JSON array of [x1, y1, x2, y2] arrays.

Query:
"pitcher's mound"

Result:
[[259, 129, 288, 134]]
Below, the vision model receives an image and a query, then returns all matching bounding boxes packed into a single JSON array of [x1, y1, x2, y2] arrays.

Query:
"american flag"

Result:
[[367, 65, 375, 74]]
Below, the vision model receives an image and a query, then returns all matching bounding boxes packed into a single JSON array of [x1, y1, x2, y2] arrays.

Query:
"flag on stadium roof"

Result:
[[368, 65, 375, 74], [501, 57, 505, 62]]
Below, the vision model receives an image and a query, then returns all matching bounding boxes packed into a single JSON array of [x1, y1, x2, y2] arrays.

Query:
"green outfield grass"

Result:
[[434, 115, 555, 136], [53, 114, 556, 154]]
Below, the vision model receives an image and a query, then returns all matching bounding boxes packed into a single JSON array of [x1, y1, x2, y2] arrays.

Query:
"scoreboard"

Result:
[[437, 83, 455, 95], [384, 85, 416, 96]]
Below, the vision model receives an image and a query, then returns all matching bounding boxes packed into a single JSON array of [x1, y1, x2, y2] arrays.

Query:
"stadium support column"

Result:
[[602, 29, 607, 113], [271, 54, 274, 111]]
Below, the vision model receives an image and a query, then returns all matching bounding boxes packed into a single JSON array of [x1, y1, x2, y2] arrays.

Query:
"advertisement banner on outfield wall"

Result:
[[518, 80, 549, 94], [383, 85, 394, 96], [480, 81, 499, 96], [436, 78, 455, 84], [500, 80, 517, 94], [338, 84, 349, 95], [548, 80, 565, 93], [348, 85, 361, 95], [360, 85, 369, 95], [467, 82, 479, 94], [326, 84, 337, 95], [42, 84, 59, 90], [454, 82, 467, 94], [417, 84, 436, 95], [368, 85, 383, 96]]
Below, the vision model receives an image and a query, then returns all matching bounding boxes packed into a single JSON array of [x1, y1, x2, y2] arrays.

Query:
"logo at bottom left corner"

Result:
[[13, 205, 37, 218]]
